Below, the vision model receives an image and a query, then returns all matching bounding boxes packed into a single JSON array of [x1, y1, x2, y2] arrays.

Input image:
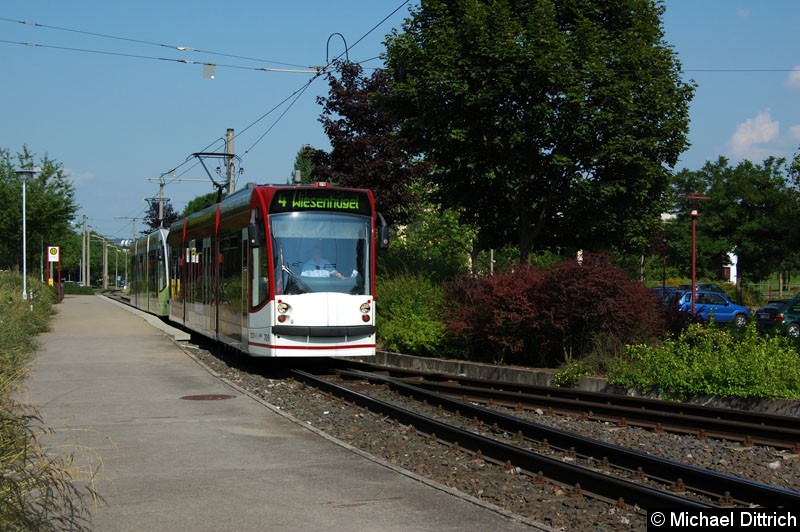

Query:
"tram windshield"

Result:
[[270, 212, 371, 295]]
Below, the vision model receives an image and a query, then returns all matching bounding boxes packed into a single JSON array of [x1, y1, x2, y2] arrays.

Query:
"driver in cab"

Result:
[[301, 245, 346, 279]]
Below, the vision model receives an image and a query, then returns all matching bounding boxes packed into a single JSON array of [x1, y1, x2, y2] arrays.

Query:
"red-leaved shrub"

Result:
[[443, 254, 665, 366]]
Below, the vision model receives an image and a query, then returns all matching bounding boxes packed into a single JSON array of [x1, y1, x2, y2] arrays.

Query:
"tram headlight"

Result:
[[359, 302, 371, 314], [277, 301, 290, 314]]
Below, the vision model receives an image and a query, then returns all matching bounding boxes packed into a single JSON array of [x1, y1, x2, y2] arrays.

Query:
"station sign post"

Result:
[[48, 246, 62, 302]]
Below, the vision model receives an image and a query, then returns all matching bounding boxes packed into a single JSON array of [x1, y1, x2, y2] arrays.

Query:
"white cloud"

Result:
[[786, 67, 800, 89], [789, 125, 800, 143], [725, 110, 780, 160], [64, 168, 95, 186]]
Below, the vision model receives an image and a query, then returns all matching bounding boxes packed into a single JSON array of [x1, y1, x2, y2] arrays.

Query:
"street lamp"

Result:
[[683, 193, 709, 316], [15, 169, 36, 302], [690, 209, 698, 316]]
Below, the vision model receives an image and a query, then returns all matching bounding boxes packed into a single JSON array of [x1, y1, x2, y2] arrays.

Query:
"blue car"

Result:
[[674, 290, 750, 327]]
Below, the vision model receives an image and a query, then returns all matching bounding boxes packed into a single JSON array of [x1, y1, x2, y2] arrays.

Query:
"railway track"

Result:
[[292, 366, 800, 510], [339, 361, 800, 451]]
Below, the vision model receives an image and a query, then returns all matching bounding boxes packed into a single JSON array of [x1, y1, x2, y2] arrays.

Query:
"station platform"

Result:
[[21, 295, 537, 531]]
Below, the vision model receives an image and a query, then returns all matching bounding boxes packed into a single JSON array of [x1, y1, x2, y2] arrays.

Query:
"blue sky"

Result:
[[2, 1, 799, 239]]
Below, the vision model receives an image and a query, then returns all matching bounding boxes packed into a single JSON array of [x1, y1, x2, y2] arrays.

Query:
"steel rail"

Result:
[[291, 369, 710, 510], [399, 377, 800, 449], [346, 362, 800, 442], [337, 368, 800, 509]]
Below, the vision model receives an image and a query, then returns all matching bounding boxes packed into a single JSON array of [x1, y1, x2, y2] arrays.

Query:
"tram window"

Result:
[[149, 251, 158, 295], [220, 232, 243, 307], [270, 212, 371, 296], [158, 248, 167, 292], [190, 251, 197, 303], [202, 240, 212, 304], [250, 215, 268, 308], [170, 244, 181, 300]]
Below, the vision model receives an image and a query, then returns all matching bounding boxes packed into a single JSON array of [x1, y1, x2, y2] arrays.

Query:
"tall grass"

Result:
[[0, 271, 101, 531]]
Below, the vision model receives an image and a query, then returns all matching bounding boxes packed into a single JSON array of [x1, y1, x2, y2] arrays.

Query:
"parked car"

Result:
[[673, 290, 750, 327], [650, 286, 681, 306], [754, 296, 800, 338], [678, 282, 732, 299]]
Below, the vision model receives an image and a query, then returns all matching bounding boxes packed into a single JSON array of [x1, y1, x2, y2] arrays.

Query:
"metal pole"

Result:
[[691, 210, 698, 315], [103, 239, 108, 289], [681, 193, 709, 316], [87, 227, 91, 287], [82, 215, 88, 286], [21, 177, 27, 300], [158, 181, 164, 228], [226, 128, 235, 193]]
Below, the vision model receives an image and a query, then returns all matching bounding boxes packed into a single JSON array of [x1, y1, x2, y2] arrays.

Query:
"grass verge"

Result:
[[0, 271, 101, 531]]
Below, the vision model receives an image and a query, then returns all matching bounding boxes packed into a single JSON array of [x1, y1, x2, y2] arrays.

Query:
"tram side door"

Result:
[[241, 227, 249, 351], [202, 237, 213, 336], [185, 239, 199, 330]]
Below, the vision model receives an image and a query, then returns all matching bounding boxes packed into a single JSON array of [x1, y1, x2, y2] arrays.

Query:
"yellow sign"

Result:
[[48, 246, 60, 262]]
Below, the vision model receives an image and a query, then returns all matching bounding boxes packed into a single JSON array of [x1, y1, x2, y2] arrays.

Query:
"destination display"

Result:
[[269, 188, 371, 215]]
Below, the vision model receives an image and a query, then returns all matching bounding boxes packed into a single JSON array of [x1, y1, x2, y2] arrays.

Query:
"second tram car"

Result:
[[129, 228, 170, 316], [165, 182, 386, 357]]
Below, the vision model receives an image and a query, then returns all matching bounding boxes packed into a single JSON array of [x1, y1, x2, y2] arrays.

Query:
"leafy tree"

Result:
[[291, 146, 317, 184], [379, 183, 476, 281], [180, 191, 221, 219], [312, 60, 429, 225], [667, 156, 800, 285], [384, 0, 695, 262], [142, 197, 179, 233], [0, 147, 79, 273]]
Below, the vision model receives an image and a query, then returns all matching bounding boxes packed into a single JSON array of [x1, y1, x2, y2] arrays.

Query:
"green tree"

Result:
[[379, 183, 477, 281], [384, 0, 694, 263], [180, 191, 221, 219], [667, 156, 800, 285], [0, 147, 79, 273], [312, 60, 429, 225], [291, 146, 317, 184]]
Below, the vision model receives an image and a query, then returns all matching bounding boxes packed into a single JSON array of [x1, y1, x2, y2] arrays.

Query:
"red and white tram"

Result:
[[167, 183, 387, 357]]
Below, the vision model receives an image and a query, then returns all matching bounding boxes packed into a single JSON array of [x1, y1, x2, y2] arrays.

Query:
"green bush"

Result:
[[608, 323, 800, 399], [62, 283, 95, 296], [376, 274, 453, 357]]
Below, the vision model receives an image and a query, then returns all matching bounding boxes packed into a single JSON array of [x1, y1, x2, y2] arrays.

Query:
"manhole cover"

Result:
[[180, 394, 236, 401]]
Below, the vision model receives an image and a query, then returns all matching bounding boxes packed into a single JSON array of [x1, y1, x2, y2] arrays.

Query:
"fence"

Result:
[[751, 283, 800, 301]]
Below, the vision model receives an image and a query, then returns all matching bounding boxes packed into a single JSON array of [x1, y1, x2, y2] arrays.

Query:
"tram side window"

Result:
[[158, 246, 167, 293], [136, 254, 144, 293], [149, 251, 159, 297], [220, 232, 243, 307], [202, 240, 212, 305], [189, 244, 202, 304], [170, 243, 181, 300], [250, 216, 268, 308]]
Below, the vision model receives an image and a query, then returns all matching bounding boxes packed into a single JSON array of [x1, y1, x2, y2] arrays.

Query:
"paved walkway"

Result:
[[21, 295, 537, 531]]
